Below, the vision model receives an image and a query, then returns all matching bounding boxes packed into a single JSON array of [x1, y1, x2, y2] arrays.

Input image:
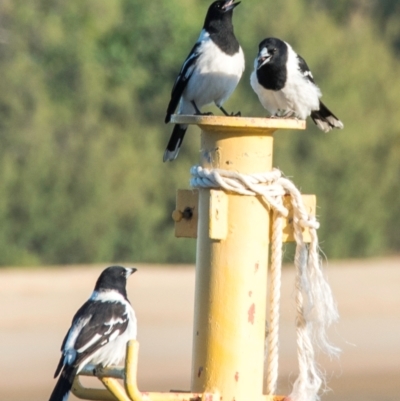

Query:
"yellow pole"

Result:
[[170, 115, 305, 401]]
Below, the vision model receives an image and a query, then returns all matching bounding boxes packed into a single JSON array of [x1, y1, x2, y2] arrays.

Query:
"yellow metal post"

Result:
[[171, 115, 305, 401]]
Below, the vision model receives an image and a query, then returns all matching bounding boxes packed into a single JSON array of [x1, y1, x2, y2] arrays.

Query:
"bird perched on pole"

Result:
[[250, 37, 343, 132], [49, 266, 137, 401], [164, 0, 245, 162]]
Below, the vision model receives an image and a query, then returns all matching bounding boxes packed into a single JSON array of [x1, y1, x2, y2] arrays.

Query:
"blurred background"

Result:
[[0, 0, 399, 400], [0, 0, 399, 265]]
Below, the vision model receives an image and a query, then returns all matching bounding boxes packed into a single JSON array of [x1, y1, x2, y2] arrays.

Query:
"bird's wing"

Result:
[[296, 54, 315, 84], [165, 42, 202, 122], [59, 301, 130, 368], [53, 309, 92, 377], [54, 326, 75, 378], [74, 302, 130, 354]]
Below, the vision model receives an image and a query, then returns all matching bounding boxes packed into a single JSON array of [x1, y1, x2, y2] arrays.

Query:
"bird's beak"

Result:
[[222, 0, 241, 12], [257, 48, 271, 70], [126, 267, 137, 278]]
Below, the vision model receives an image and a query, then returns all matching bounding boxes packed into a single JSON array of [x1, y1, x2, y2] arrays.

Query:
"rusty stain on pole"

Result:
[[170, 115, 305, 401]]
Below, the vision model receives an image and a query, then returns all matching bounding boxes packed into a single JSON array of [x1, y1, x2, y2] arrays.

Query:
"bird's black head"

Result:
[[204, 0, 241, 31], [255, 37, 288, 91], [256, 37, 287, 70], [94, 265, 137, 297]]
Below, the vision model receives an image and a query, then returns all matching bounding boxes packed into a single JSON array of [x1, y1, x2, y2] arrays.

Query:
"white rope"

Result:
[[266, 207, 283, 395], [190, 165, 340, 401]]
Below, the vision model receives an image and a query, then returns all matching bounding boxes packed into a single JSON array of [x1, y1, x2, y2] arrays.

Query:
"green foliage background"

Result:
[[0, 0, 399, 266]]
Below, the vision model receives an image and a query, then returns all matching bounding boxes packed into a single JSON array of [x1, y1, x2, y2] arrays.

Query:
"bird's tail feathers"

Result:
[[163, 124, 187, 162], [54, 357, 64, 379], [311, 101, 344, 133], [49, 365, 77, 401]]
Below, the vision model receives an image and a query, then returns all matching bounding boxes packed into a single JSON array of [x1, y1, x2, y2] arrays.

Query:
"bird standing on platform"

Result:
[[250, 37, 343, 132], [49, 266, 137, 401], [164, 0, 245, 162]]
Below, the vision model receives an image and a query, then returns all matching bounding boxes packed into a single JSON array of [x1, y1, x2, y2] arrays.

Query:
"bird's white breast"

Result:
[[281, 43, 321, 119], [181, 30, 245, 112], [250, 70, 288, 115]]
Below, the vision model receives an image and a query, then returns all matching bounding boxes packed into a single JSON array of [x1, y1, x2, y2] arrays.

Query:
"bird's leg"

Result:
[[270, 109, 285, 118], [281, 110, 296, 119], [191, 101, 213, 116], [191, 100, 202, 114], [270, 110, 295, 119], [219, 105, 241, 117]]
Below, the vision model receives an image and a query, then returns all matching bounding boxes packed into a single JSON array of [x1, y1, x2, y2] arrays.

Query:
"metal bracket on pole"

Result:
[[72, 340, 208, 401], [173, 190, 316, 243], [172, 189, 199, 239]]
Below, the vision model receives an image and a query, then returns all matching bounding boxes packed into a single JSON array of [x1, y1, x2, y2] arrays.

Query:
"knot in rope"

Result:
[[190, 165, 319, 230]]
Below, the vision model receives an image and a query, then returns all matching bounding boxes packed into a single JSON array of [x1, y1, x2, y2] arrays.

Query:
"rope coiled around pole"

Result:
[[190, 165, 340, 401]]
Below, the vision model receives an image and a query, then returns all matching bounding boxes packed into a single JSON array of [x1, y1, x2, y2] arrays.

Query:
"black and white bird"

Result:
[[164, 0, 245, 162], [250, 37, 343, 132], [49, 266, 137, 401]]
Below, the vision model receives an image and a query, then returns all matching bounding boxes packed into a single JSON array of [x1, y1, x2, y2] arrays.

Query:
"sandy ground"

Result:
[[0, 257, 399, 401]]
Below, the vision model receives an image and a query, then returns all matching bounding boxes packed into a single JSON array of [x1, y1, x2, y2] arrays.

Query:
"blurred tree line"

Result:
[[0, 0, 398, 266]]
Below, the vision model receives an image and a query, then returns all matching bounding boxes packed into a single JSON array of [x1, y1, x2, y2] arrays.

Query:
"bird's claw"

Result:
[[93, 364, 105, 376], [281, 112, 296, 119], [195, 111, 213, 116]]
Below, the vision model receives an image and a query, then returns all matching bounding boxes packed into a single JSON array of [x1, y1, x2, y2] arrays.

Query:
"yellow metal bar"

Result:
[[79, 365, 125, 379], [125, 340, 204, 401], [74, 341, 205, 401], [73, 372, 283, 401], [72, 376, 117, 401], [171, 116, 305, 401], [171, 115, 305, 132], [101, 377, 132, 401], [124, 340, 143, 401]]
